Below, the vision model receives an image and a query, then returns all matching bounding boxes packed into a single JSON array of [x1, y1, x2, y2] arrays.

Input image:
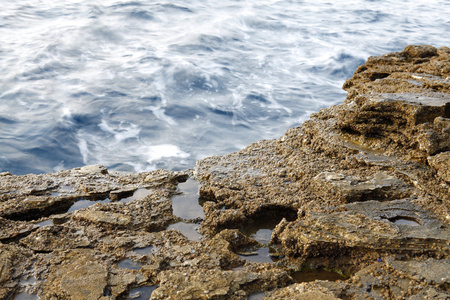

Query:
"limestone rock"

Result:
[[312, 171, 410, 202], [41, 251, 108, 300], [74, 210, 132, 227], [265, 282, 341, 300], [76, 164, 109, 175], [428, 151, 450, 182], [0, 247, 14, 294], [273, 199, 450, 262], [152, 268, 291, 300], [60, 262, 108, 300]]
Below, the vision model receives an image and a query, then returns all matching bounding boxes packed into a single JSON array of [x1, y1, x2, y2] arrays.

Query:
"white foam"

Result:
[[76, 124, 190, 172], [144, 106, 177, 126], [143, 144, 190, 163], [77, 138, 89, 165], [98, 119, 141, 142]]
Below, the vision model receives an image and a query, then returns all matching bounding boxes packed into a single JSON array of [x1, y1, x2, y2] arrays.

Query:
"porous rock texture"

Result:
[[0, 45, 449, 299]]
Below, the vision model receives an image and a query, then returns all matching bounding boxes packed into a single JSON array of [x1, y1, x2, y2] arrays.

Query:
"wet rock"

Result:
[[389, 258, 450, 285], [335, 92, 450, 159], [0, 244, 34, 299], [214, 229, 259, 252], [0, 195, 75, 221]]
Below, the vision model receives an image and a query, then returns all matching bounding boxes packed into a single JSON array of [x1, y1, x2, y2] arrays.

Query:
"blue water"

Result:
[[0, 0, 448, 175]]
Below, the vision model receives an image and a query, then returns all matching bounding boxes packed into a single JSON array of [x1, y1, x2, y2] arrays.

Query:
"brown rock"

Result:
[[401, 45, 438, 59], [428, 151, 450, 183], [60, 262, 108, 300], [0, 246, 14, 291], [152, 268, 291, 300], [74, 210, 132, 227]]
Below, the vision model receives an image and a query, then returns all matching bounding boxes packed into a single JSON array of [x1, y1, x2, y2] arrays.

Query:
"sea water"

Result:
[[0, 0, 448, 175]]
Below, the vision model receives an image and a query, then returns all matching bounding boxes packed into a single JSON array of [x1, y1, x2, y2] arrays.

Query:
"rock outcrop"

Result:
[[0, 45, 449, 299]]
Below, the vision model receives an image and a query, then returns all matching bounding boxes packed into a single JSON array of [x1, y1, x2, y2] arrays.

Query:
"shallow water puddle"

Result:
[[167, 222, 202, 241], [119, 188, 153, 203], [13, 277, 39, 300], [238, 214, 291, 263], [126, 285, 158, 299], [248, 292, 266, 300], [36, 220, 53, 227], [12, 292, 39, 300], [242, 214, 293, 244], [389, 216, 421, 226], [133, 246, 154, 255], [292, 269, 347, 283], [50, 184, 76, 196], [171, 178, 203, 220], [238, 247, 275, 264], [118, 258, 143, 270], [247, 228, 272, 245], [67, 198, 110, 213]]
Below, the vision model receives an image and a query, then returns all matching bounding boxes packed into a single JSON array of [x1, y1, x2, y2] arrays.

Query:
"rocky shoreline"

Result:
[[1, 45, 449, 299]]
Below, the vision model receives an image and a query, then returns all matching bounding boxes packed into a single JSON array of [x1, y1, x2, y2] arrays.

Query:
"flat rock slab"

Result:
[[152, 268, 291, 300], [273, 199, 450, 258]]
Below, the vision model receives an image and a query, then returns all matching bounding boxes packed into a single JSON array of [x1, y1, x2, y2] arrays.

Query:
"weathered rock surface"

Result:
[[0, 45, 449, 299]]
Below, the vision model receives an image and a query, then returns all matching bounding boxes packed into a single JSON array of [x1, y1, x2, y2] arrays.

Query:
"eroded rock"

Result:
[[272, 199, 450, 270], [152, 268, 291, 300], [428, 151, 450, 183]]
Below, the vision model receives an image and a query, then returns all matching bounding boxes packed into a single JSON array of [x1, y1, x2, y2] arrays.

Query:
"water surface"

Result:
[[0, 0, 448, 174]]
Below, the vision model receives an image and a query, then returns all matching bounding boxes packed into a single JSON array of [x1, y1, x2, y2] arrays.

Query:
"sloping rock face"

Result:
[[0, 45, 449, 299], [194, 45, 450, 298]]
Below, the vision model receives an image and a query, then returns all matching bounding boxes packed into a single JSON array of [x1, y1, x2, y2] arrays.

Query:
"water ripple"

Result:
[[0, 0, 448, 174]]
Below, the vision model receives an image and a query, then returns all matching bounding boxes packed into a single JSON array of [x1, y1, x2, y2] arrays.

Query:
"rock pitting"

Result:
[[0, 45, 449, 299]]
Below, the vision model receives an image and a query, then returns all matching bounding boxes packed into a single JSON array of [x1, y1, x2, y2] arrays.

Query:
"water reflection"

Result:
[[167, 222, 202, 242], [126, 285, 158, 300], [171, 178, 203, 220], [238, 214, 292, 264], [13, 277, 39, 300], [119, 188, 153, 203], [248, 292, 266, 300], [132, 246, 154, 255], [117, 258, 142, 270], [12, 292, 39, 300], [36, 220, 53, 227], [67, 198, 110, 213], [389, 216, 421, 226], [238, 247, 273, 264]]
